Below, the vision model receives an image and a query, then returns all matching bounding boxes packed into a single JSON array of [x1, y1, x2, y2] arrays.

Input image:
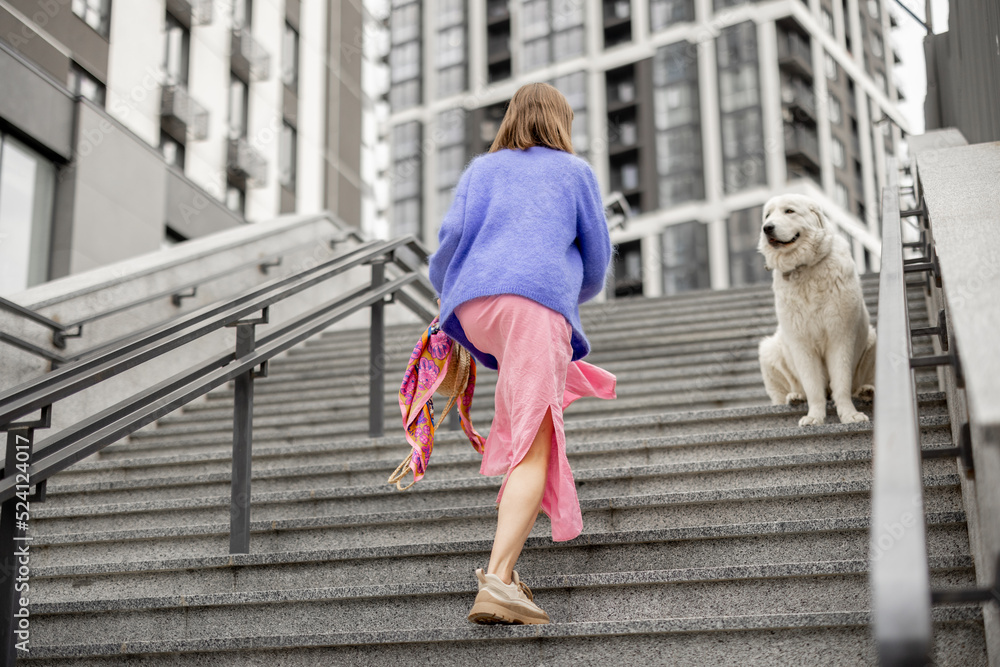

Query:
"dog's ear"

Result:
[[807, 201, 830, 229]]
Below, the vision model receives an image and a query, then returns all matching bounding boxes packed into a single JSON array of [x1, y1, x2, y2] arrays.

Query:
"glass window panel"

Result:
[[391, 3, 420, 44], [654, 42, 696, 86], [822, 8, 834, 34], [718, 65, 759, 112], [654, 84, 698, 129], [825, 53, 838, 81], [522, 0, 551, 40], [829, 95, 842, 124], [553, 26, 585, 60], [437, 25, 466, 68], [280, 123, 297, 188], [282, 23, 299, 88], [572, 110, 588, 151], [0, 136, 56, 292], [390, 79, 421, 111], [232, 0, 253, 27], [728, 206, 769, 286], [69, 64, 106, 106], [72, 0, 110, 36], [656, 127, 702, 174], [662, 221, 710, 294], [393, 198, 421, 237], [164, 13, 190, 86], [650, 0, 694, 30], [437, 109, 466, 146], [438, 0, 464, 28], [393, 121, 421, 160], [552, 0, 584, 30], [393, 158, 422, 199], [552, 71, 587, 108], [391, 41, 421, 83], [438, 145, 465, 187], [438, 65, 465, 97], [228, 76, 249, 138], [523, 38, 550, 71], [716, 22, 757, 69], [831, 136, 845, 168]]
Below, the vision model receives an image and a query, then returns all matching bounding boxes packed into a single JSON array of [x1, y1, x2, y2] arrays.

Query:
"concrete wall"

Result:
[[0, 40, 74, 160], [1, 213, 425, 438]]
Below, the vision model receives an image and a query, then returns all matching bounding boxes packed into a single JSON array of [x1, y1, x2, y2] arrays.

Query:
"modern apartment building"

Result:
[[0, 0, 370, 294], [380, 0, 907, 297]]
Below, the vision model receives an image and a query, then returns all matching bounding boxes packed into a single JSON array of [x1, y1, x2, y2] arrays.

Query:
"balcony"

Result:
[[165, 0, 213, 26], [780, 77, 816, 122], [784, 122, 819, 168], [777, 29, 813, 79], [160, 84, 209, 141], [227, 137, 268, 187], [231, 26, 271, 82]]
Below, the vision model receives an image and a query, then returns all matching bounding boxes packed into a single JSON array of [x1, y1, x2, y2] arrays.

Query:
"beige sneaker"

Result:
[[467, 568, 550, 625]]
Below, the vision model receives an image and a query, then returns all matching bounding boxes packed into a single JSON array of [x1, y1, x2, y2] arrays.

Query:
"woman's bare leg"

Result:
[[486, 409, 554, 585]]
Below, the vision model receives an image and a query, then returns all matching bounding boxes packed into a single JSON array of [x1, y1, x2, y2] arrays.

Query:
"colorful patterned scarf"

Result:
[[391, 319, 486, 490]]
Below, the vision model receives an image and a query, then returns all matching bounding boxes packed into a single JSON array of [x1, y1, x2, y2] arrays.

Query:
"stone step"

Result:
[[25, 560, 975, 648], [30, 452, 960, 535], [98, 394, 949, 462], [29, 515, 973, 605], [48, 414, 954, 508], [20, 596, 984, 665], [24, 475, 963, 569]]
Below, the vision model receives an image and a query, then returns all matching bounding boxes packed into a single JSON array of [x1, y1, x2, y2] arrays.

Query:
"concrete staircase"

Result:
[[21, 277, 987, 665]]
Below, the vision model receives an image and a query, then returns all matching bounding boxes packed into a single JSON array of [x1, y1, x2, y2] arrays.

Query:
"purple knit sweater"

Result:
[[428, 146, 612, 370]]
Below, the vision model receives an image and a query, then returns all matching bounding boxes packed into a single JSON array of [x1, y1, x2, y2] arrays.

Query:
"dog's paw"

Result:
[[855, 385, 875, 400], [840, 412, 870, 424], [785, 392, 806, 405], [799, 414, 825, 426]]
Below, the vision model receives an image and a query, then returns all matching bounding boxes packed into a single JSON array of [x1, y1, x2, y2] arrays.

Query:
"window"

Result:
[[164, 13, 190, 86], [613, 239, 643, 297], [392, 121, 423, 238], [654, 42, 704, 206], [436, 109, 466, 217], [436, 0, 466, 97], [728, 206, 769, 286], [552, 71, 588, 155], [233, 0, 253, 27], [520, 0, 585, 73], [825, 53, 838, 81], [283, 23, 299, 89], [226, 182, 246, 216], [831, 136, 846, 168], [279, 123, 297, 188], [0, 133, 56, 292], [871, 34, 884, 58], [717, 23, 764, 193], [868, 0, 880, 19], [72, 0, 110, 37], [69, 63, 106, 106], [821, 9, 834, 35], [834, 180, 849, 208], [650, 0, 694, 31], [829, 95, 843, 124], [391, 1, 422, 110], [160, 131, 186, 169], [228, 75, 249, 138], [662, 222, 710, 295]]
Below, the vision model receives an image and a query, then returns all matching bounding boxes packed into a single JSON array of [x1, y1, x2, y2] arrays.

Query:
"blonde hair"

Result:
[[489, 83, 575, 154]]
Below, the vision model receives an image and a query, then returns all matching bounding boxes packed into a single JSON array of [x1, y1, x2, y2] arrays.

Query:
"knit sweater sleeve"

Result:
[[428, 163, 473, 296], [575, 163, 612, 304]]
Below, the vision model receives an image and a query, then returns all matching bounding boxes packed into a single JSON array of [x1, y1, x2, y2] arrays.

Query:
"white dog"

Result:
[[757, 194, 876, 426]]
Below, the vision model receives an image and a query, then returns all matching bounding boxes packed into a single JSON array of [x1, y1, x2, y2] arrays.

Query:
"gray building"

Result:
[[381, 0, 908, 297], [0, 0, 370, 295], [924, 0, 1000, 145]]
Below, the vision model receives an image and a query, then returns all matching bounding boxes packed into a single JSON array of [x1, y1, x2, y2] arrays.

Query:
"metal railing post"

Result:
[[369, 258, 388, 438], [0, 426, 32, 666], [228, 309, 267, 555]]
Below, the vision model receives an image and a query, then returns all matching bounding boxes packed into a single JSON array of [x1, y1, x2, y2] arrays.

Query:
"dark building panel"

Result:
[[0, 7, 69, 83], [0, 40, 74, 160]]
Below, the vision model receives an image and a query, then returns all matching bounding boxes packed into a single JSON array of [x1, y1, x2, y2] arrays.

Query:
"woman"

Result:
[[429, 82, 616, 625]]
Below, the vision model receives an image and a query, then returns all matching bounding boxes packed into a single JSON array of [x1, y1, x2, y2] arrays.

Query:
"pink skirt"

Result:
[[455, 295, 617, 541]]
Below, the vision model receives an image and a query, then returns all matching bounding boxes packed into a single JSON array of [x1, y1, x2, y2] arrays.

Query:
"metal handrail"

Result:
[[870, 158, 932, 664], [0, 234, 433, 664], [0, 229, 363, 360]]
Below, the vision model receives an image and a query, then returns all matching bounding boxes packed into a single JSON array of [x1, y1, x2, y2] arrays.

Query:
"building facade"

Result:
[[0, 0, 370, 294], [380, 0, 907, 296]]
